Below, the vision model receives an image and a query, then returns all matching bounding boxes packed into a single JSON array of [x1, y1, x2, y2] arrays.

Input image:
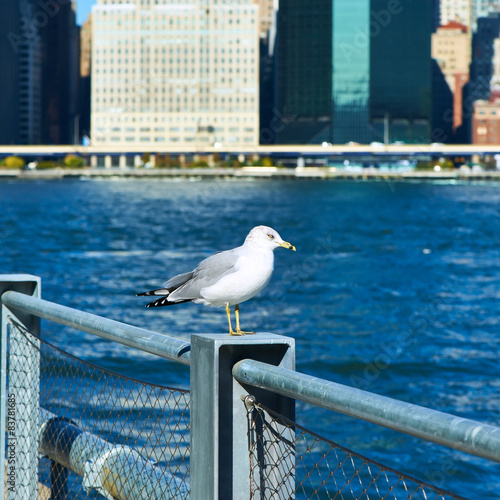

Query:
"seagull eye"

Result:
[[267, 233, 274, 239]]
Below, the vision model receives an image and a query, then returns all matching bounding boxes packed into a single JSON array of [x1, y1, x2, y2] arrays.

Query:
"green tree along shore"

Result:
[[0, 154, 278, 170], [0, 154, 498, 171]]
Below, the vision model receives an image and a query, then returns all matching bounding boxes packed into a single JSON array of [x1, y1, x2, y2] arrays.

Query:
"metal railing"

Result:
[[1, 288, 191, 366], [232, 359, 500, 463], [38, 407, 188, 500], [2, 274, 499, 499]]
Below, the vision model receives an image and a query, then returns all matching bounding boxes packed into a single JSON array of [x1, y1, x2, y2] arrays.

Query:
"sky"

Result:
[[76, 0, 95, 25]]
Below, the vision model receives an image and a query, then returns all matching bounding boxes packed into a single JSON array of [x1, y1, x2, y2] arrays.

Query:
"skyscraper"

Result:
[[0, 1, 42, 145], [255, 0, 276, 37], [472, 0, 500, 31], [0, 0, 78, 145], [40, 1, 79, 144], [439, 0, 472, 28], [0, 2, 22, 144], [275, 0, 335, 143], [275, 0, 433, 144], [91, 0, 259, 147], [432, 21, 471, 137], [370, 0, 433, 143], [470, 14, 500, 100], [332, 0, 371, 144], [79, 15, 92, 141]]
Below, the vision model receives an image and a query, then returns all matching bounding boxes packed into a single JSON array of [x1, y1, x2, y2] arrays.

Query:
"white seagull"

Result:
[[137, 225, 296, 335]]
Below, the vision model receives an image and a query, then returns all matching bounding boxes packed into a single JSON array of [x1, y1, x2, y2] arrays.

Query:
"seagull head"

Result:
[[245, 225, 296, 252]]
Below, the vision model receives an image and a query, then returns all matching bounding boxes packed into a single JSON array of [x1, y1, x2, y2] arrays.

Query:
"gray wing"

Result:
[[167, 247, 241, 301], [163, 271, 194, 289], [137, 270, 194, 298]]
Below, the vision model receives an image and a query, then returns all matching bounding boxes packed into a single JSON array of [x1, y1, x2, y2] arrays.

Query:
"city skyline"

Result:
[[2, 0, 500, 147]]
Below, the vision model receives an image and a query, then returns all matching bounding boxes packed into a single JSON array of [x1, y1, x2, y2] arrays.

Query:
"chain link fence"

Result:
[[3, 313, 472, 500], [246, 401, 468, 500], [6, 318, 190, 499]]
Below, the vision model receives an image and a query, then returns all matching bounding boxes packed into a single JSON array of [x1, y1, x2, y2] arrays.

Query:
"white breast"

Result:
[[199, 249, 275, 307]]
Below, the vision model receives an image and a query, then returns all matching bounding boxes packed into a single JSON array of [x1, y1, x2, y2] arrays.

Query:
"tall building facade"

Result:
[[472, 0, 500, 31], [438, 0, 500, 32], [0, 0, 43, 144], [472, 96, 500, 144], [0, 3, 20, 144], [470, 14, 500, 100], [91, 0, 259, 147], [491, 37, 500, 88], [40, 2, 79, 144], [432, 22, 471, 92], [255, 0, 276, 36], [275, 0, 335, 143], [439, 0, 472, 28], [275, 0, 433, 144], [370, 0, 433, 143], [0, 0, 78, 145], [332, 0, 371, 144], [432, 21, 471, 134], [80, 15, 93, 140]]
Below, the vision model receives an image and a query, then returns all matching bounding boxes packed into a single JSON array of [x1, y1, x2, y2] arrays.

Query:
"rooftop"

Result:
[[438, 20, 469, 33]]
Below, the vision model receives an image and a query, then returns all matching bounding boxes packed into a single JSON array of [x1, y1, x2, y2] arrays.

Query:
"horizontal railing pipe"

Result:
[[2, 291, 191, 366], [233, 358, 500, 463]]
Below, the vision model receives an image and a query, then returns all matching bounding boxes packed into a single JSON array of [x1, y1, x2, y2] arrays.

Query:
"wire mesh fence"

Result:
[[245, 400, 468, 500], [6, 318, 190, 499], [2, 312, 473, 500]]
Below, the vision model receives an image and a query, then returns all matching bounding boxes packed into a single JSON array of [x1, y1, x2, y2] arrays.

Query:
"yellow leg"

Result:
[[227, 304, 243, 336], [235, 304, 255, 335]]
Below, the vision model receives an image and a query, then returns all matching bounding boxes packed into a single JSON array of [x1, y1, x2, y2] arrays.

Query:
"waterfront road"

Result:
[[1, 166, 500, 181]]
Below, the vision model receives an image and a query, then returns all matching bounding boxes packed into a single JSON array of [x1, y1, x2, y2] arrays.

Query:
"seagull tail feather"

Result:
[[137, 285, 193, 308], [145, 297, 192, 308], [137, 288, 171, 297]]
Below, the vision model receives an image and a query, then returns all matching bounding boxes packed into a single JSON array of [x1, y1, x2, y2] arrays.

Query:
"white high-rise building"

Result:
[[440, 0, 500, 31], [473, 0, 500, 29], [440, 0, 472, 28], [91, 0, 259, 147], [491, 37, 500, 88]]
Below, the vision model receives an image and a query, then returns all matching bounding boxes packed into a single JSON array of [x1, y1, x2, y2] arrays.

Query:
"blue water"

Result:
[[2, 177, 500, 497]]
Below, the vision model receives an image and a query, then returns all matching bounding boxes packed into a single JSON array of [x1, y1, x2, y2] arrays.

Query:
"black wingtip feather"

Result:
[[144, 297, 193, 308]]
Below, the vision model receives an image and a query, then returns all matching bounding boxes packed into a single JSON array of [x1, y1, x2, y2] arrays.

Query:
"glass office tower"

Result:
[[275, 0, 333, 143], [331, 0, 371, 144], [370, 0, 433, 143], [276, 0, 433, 144]]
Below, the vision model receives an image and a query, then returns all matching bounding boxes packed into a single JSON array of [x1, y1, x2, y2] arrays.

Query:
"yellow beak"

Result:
[[280, 241, 296, 251]]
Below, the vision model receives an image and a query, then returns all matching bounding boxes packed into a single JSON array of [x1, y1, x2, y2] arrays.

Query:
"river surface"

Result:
[[2, 177, 500, 497]]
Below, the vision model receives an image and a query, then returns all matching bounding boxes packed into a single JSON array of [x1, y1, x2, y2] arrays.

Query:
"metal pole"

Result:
[[384, 112, 390, 145], [190, 333, 295, 500], [0, 275, 41, 500], [233, 359, 500, 463], [38, 408, 188, 500], [1, 290, 191, 366], [74, 114, 80, 145]]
